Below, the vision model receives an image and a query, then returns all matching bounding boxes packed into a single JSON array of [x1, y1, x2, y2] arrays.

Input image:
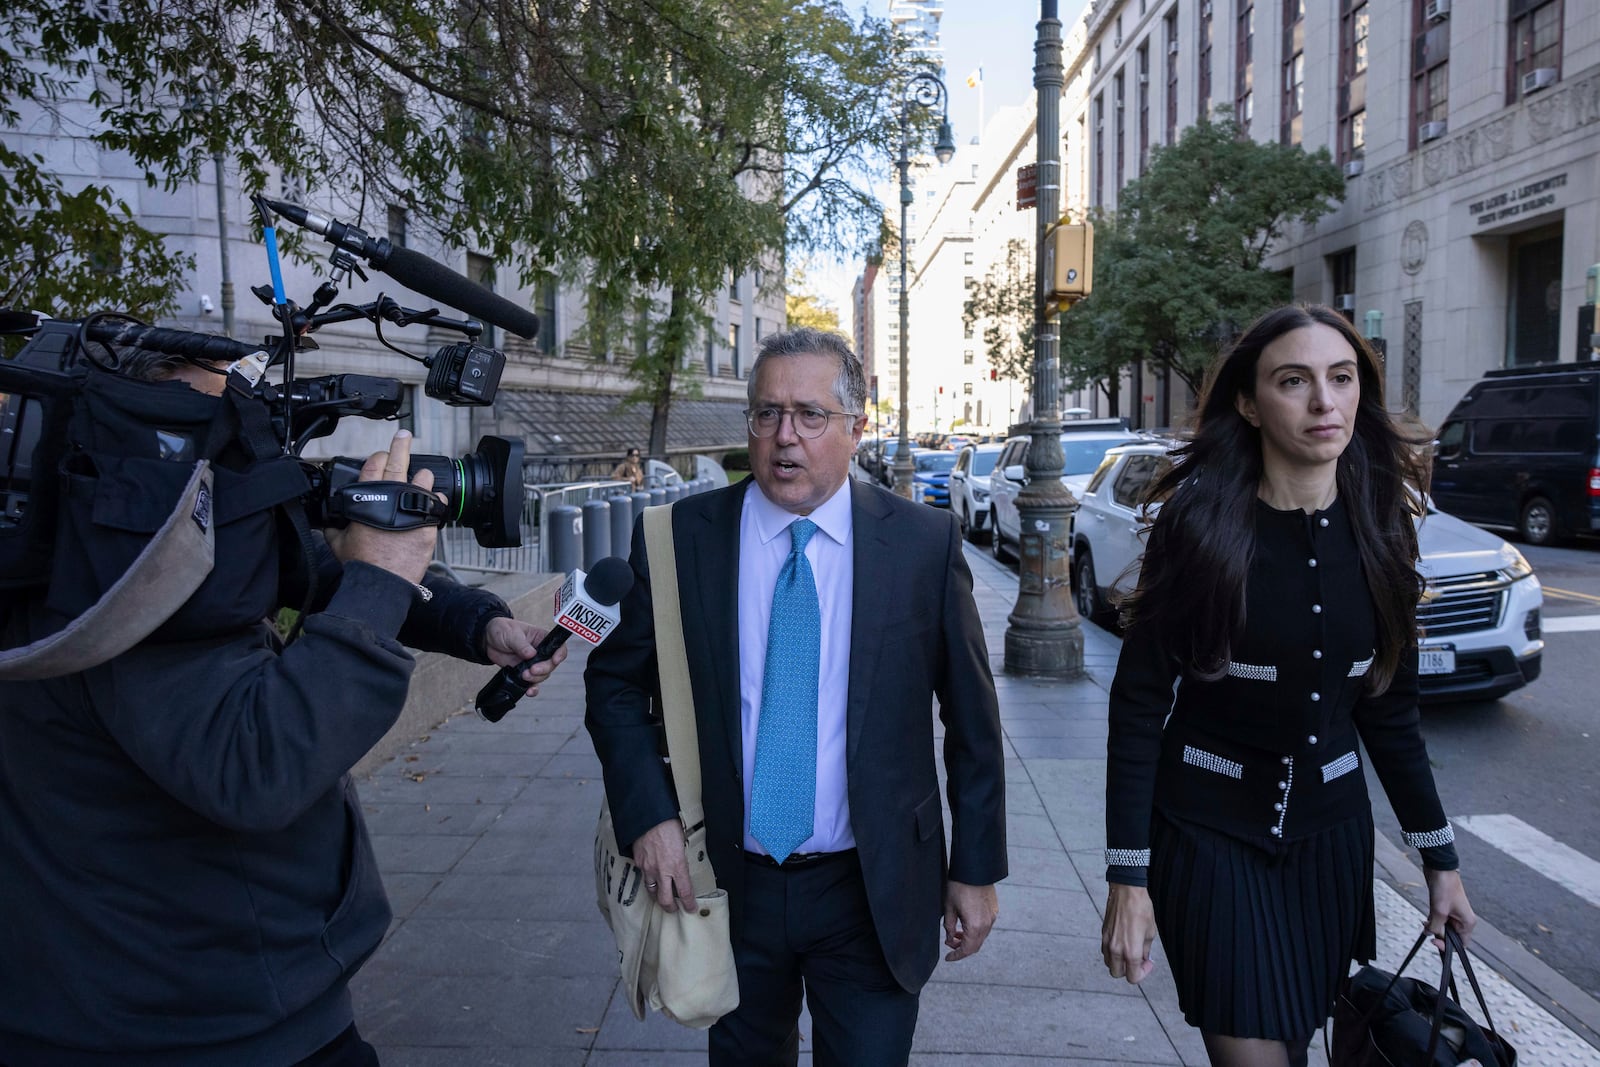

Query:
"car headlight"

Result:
[[1498, 551, 1534, 582], [973, 489, 989, 503]]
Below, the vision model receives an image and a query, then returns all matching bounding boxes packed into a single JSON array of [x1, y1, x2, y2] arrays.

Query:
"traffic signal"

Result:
[[1046, 220, 1094, 302]]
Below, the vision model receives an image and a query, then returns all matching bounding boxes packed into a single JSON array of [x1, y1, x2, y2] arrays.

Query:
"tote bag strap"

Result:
[[642, 504, 716, 890], [1445, 927, 1502, 1043]]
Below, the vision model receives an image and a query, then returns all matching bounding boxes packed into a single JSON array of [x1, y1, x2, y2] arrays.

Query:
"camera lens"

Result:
[[406, 435, 524, 548], [311, 435, 525, 548]]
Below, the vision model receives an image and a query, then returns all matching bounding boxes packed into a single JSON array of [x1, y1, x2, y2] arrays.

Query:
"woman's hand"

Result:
[[1102, 883, 1158, 985], [1424, 867, 1477, 950]]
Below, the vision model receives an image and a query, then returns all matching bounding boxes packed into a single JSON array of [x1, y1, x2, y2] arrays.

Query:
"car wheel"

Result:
[[1518, 496, 1557, 546], [991, 524, 1011, 563], [1074, 550, 1105, 624], [958, 508, 973, 542]]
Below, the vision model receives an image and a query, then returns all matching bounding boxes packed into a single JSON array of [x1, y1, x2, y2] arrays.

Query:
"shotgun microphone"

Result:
[[261, 198, 542, 339]]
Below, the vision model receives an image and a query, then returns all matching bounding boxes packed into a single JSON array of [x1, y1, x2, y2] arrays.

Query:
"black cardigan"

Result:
[[1105, 498, 1456, 885]]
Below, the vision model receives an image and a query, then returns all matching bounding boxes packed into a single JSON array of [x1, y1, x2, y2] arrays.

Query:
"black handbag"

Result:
[[1331, 927, 1516, 1066]]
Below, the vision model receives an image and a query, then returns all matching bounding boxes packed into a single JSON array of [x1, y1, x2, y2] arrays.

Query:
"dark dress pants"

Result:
[[709, 850, 920, 1067]]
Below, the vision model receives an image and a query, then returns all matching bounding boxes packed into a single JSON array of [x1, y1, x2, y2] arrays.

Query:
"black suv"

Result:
[[1431, 364, 1600, 545]]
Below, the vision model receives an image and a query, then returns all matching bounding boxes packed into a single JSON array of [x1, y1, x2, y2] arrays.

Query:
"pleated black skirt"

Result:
[[1147, 808, 1376, 1042]]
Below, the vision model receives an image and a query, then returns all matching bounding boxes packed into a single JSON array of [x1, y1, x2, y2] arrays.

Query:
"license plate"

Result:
[[1419, 647, 1455, 675]]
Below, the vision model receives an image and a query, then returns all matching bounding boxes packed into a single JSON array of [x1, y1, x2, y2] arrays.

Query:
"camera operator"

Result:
[[0, 357, 565, 1065]]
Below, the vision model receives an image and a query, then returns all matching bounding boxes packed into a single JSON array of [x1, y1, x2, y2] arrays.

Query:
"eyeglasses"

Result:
[[744, 406, 861, 439]]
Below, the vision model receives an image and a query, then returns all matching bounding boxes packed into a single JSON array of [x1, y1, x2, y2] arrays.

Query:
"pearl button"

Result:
[[1270, 826, 1283, 836], [1281, 755, 1291, 765], [1309, 558, 1318, 568], [1312, 604, 1323, 614], [1277, 781, 1287, 790], [1311, 692, 1321, 702], [1274, 802, 1284, 812], [1313, 650, 1323, 659], [1319, 517, 1329, 527], [1308, 734, 1319, 745]]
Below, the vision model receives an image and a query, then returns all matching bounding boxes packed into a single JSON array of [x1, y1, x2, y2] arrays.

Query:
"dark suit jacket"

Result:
[[585, 477, 1007, 993]]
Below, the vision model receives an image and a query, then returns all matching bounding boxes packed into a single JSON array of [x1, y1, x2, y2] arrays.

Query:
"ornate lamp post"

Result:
[[892, 71, 956, 500], [1004, 0, 1084, 677]]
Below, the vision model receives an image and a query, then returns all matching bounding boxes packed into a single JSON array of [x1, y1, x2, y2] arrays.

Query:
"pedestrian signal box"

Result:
[[1046, 221, 1094, 302]]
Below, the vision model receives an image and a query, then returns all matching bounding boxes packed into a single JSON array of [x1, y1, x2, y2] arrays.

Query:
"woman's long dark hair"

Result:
[[1120, 305, 1429, 693]]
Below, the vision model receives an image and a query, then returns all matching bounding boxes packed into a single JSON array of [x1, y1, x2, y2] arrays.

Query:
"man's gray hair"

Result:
[[748, 327, 867, 414]]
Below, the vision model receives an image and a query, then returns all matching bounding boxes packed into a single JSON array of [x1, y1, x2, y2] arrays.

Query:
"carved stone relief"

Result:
[[1401, 221, 1427, 276], [1362, 69, 1598, 213]]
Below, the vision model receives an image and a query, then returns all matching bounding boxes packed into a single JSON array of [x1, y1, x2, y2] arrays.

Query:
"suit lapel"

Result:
[[679, 481, 748, 776], [846, 480, 896, 765]]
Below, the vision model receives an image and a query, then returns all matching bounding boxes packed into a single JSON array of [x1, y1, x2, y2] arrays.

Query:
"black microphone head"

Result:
[[377, 245, 542, 339], [582, 556, 635, 606]]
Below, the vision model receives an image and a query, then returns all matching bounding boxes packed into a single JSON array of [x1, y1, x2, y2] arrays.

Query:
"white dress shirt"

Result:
[[738, 479, 856, 855]]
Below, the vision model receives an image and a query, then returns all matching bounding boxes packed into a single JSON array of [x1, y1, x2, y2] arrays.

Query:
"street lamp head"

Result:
[[935, 118, 956, 164]]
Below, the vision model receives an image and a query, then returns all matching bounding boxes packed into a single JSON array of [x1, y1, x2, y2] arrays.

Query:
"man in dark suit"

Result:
[[585, 328, 1007, 1065]]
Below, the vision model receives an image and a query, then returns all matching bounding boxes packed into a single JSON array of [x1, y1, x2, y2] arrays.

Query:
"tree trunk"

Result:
[[647, 287, 692, 460]]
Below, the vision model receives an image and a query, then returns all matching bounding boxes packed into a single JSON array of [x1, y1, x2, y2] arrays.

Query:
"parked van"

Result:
[[1431, 364, 1600, 545]]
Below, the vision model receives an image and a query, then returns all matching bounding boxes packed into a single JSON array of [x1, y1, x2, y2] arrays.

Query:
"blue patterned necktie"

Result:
[[749, 518, 821, 864]]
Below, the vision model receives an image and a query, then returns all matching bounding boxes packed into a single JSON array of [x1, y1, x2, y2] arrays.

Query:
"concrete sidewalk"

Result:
[[349, 544, 1600, 1065]]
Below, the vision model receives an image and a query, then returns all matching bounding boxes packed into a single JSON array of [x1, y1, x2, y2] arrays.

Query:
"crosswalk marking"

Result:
[[1542, 613, 1600, 633], [1543, 586, 1600, 606], [1454, 814, 1600, 909]]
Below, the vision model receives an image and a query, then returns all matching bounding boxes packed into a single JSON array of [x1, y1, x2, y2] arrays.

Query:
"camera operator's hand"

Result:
[[328, 429, 442, 585], [482, 617, 568, 698]]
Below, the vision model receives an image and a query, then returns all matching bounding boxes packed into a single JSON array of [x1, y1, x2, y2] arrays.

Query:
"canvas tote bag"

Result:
[[594, 502, 739, 1029]]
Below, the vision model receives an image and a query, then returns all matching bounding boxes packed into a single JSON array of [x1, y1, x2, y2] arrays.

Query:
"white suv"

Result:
[[949, 443, 1004, 542], [988, 424, 1140, 562], [1070, 442, 1546, 704]]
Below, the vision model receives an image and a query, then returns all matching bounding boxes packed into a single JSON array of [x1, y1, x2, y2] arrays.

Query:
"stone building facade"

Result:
[[1072, 0, 1599, 428]]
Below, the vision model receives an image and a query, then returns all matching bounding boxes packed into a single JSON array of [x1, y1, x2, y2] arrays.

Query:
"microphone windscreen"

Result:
[[378, 246, 543, 340], [583, 556, 636, 606]]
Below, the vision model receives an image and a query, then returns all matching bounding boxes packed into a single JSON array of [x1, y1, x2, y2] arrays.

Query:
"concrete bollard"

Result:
[[546, 504, 583, 575], [607, 493, 634, 556], [581, 498, 611, 570]]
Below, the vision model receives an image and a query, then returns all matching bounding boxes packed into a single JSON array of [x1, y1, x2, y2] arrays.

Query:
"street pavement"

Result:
[[349, 542, 1600, 1065]]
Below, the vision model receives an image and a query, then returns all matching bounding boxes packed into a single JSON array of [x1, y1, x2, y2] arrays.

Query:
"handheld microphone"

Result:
[[261, 198, 543, 340], [475, 556, 635, 722]]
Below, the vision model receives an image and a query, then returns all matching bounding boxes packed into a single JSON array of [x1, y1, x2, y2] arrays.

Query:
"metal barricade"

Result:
[[434, 479, 633, 576]]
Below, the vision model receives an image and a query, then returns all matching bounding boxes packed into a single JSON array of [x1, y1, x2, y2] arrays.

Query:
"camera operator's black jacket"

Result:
[[0, 533, 511, 1064]]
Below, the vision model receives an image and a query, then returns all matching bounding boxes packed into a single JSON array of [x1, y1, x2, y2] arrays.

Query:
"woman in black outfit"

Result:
[[1100, 305, 1476, 1067]]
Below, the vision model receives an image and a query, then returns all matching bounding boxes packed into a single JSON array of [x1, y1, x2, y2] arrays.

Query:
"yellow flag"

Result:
[[966, 67, 982, 88]]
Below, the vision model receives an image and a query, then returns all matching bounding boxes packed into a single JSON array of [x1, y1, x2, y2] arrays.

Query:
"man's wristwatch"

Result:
[[413, 582, 434, 603]]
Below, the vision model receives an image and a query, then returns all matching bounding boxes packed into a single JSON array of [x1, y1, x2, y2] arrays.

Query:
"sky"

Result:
[[806, 0, 1091, 316]]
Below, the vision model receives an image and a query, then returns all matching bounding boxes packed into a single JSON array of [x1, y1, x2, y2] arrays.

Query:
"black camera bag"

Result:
[[41, 365, 313, 643]]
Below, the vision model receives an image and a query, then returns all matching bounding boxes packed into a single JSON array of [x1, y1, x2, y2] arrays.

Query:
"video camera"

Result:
[[1, 196, 540, 572]]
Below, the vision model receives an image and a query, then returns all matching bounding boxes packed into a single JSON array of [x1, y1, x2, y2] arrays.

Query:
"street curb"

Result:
[[1373, 829, 1600, 1051]]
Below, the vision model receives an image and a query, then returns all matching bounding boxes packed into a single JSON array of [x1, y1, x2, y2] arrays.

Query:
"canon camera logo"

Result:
[[352, 492, 389, 503]]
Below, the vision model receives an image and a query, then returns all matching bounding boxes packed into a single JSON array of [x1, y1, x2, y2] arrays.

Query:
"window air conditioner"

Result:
[[1343, 159, 1364, 178], [1335, 294, 1356, 312], [1425, 0, 1450, 21], [1138, 73, 1149, 84], [1419, 120, 1447, 142], [1522, 67, 1558, 95], [1201, 0, 1212, 17], [1168, 40, 1180, 55]]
